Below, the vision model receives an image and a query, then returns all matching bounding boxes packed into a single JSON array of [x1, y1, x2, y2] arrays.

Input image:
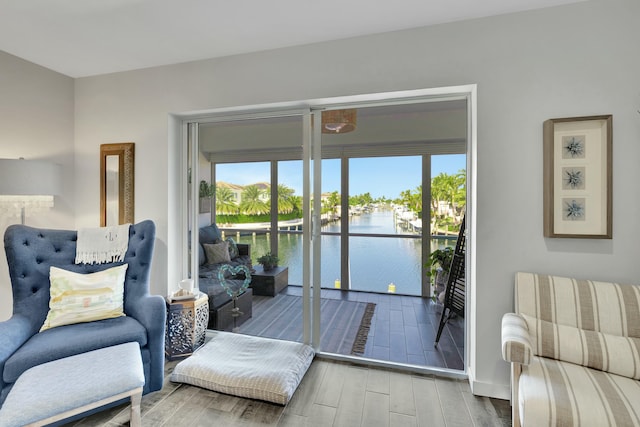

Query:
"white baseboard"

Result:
[[467, 371, 511, 400]]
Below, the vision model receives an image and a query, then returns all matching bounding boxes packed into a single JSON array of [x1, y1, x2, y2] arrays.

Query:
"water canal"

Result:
[[231, 208, 455, 296]]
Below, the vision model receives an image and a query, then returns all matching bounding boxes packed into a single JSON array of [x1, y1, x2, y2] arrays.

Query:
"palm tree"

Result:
[[240, 185, 268, 215], [276, 184, 295, 214], [399, 187, 421, 215], [290, 195, 302, 214], [410, 185, 422, 214], [430, 171, 466, 233], [325, 191, 340, 216], [399, 189, 412, 207], [215, 186, 238, 215], [451, 169, 466, 217], [430, 173, 453, 233]]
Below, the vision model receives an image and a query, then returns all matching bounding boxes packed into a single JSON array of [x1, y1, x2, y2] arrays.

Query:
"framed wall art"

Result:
[[543, 115, 612, 238]]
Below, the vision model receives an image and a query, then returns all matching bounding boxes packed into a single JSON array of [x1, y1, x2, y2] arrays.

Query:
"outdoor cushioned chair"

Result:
[[0, 220, 166, 409]]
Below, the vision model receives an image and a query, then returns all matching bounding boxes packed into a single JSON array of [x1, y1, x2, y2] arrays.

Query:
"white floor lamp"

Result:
[[0, 158, 62, 225]]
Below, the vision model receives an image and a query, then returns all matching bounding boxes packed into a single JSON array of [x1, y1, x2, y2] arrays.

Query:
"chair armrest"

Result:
[[126, 294, 166, 340], [501, 313, 532, 365], [125, 294, 166, 392], [0, 315, 34, 375]]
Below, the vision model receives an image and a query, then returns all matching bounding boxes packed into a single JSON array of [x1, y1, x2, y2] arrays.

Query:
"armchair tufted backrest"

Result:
[[4, 220, 155, 334]]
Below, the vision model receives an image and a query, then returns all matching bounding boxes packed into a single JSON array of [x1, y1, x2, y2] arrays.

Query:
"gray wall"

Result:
[[0, 51, 75, 320], [18, 0, 639, 397]]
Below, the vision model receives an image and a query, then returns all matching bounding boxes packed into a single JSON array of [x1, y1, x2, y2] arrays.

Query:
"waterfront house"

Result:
[[216, 181, 271, 207], [216, 181, 244, 205], [0, 0, 638, 424]]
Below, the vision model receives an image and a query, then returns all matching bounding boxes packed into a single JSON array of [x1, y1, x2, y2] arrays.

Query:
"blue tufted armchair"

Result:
[[0, 220, 166, 407]]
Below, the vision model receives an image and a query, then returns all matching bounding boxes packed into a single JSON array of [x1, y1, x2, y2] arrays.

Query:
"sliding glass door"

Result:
[[188, 112, 313, 342], [182, 90, 471, 373]]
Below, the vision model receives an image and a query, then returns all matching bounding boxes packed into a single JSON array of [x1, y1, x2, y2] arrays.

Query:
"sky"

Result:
[[216, 154, 465, 200]]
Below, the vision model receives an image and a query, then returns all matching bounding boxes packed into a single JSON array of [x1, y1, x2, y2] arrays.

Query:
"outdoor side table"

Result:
[[250, 266, 289, 296], [165, 292, 209, 360]]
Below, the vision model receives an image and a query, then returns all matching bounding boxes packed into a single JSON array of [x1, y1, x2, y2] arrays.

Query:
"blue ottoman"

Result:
[[0, 342, 145, 427]]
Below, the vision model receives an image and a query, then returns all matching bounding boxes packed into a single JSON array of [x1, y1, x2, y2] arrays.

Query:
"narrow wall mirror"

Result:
[[100, 142, 135, 226]]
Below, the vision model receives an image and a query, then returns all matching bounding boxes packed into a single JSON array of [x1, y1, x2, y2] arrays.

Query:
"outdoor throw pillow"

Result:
[[226, 237, 239, 259], [204, 241, 231, 265], [199, 224, 222, 244], [40, 264, 128, 331]]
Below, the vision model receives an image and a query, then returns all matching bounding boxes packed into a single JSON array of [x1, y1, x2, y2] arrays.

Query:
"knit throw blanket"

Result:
[[75, 224, 130, 264]]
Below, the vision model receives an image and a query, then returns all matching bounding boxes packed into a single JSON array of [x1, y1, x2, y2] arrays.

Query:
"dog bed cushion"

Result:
[[170, 331, 314, 405]]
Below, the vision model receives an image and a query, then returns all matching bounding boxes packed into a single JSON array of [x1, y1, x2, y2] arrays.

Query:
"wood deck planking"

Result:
[[279, 286, 467, 370]]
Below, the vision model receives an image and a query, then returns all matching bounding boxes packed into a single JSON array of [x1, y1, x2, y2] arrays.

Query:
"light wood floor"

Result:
[[70, 288, 495, 426], [71, 358, 511, 426]]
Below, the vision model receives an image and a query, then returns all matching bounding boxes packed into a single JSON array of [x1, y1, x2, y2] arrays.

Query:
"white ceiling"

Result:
[[0, 0, 586, 78]]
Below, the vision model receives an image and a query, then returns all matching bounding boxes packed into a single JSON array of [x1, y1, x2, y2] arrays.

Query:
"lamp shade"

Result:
[[0, 159, 62, 195], [321, 109, 357, 134]]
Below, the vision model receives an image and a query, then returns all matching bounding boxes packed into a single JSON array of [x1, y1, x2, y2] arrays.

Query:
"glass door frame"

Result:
[[174, 84, 477, 376], [183, 109, 316, 346]]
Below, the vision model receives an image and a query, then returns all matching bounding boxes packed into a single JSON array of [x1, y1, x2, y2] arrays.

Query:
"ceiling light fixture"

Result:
[[321, 109, 357, 134]]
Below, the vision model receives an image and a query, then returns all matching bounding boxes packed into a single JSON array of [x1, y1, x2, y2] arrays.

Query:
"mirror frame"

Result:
[[100, 142, 135, 226]]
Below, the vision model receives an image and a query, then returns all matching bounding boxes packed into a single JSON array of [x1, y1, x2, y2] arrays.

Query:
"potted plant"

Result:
[[257, 252, 279, 271], [425, 247, 454, 301], [199, 180, 213, 213]]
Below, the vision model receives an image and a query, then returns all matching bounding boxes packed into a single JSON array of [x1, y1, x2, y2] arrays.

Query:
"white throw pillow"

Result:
[[40, 264, 128, 331]]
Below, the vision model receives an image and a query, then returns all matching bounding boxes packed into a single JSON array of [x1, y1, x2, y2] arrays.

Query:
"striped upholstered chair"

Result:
[[502, 272, 640, 427]]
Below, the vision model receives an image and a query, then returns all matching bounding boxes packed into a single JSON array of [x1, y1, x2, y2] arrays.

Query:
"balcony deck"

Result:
[[236, 285, 464, 371]]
